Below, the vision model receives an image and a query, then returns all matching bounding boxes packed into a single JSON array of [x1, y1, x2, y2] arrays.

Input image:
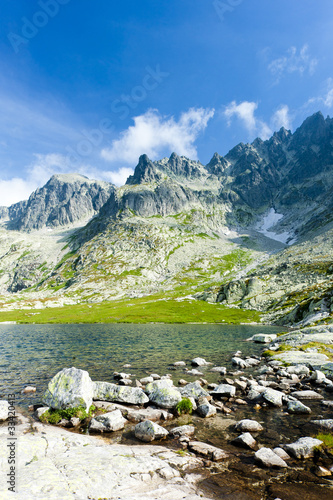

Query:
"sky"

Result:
[[0, 0, 332, 205]]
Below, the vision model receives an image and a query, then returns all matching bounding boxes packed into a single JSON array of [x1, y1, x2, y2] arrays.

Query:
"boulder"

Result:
[[0, 401, 9, 421], [188, 441, 229, 461], [126, 407, 173, 423], [179, 381, 210, 400], [251, 334, 278, 343], [134, 420, 169, 442], [262, 388, 284, 407], [211, 384, 236, 398], [210, 366, 227, 375], [89, 410, 127, 432], [196, 402, 217, 418], [173, 361, 186, 367], [93, 381, 149, 405], [43, 367, 94, 410], [310, 419, 333, 431], [234, 419, 263, 433], [22, 386, 37, 394], [255, 447, 288, 468], [146, 380, 182, 409], [284, 437, 323, 459], [287, 400, 311, 414], [231, 432, 256, 450], [291, 390, 324, 400], [232, 357, 248, 369], [170, 425, 195, 438], [191, 357, 210, 366]]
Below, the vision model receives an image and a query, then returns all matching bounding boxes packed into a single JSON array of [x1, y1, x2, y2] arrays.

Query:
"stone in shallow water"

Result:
[[191, 357, 210, 366], [188, 441, 229, 461], [310, 419, 333, 431], [179, 381, 210, 400], [255, 447, 288, 468], [93, 381, 149, 405], [196, 402, 217, 418], [210, 384, 236, 398], [146, 380, 182, 409], [262, 388, 284, 407], [43, 367, 94, 410], [284, 437, 323, 459], [287, 400, 311, 414], [251, 334, 278, 343], [210, 366, 227, 375], [89, 410, 127, 432], [134, 420, 169, 442], [234, 419, 264, 433], [170, 425, 195, 438], [231, 432, 256, 450]]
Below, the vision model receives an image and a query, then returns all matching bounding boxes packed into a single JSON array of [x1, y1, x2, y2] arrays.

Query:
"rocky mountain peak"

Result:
[[125, 154, 162, 185], [158, 152, 204, 179], [206, 152, 228, 176]]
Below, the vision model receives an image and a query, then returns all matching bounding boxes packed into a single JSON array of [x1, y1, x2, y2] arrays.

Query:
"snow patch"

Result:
[[257, 208, 294, 245]]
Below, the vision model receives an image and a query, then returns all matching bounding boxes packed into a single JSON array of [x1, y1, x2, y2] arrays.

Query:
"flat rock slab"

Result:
[[188, 441, 229, 461], [255, 447, 288, 468], [284, 437, 323, 459], [291, 390, 324, 400], [272, 351, 329, 367], [0, 418, 209, 500]]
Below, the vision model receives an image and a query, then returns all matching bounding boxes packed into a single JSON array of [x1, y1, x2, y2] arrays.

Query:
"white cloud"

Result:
[[271, 105, 292, 130], [101, 108, 215, 164], [223, 101, 272, 139], [306, 78, 333, 109], [0, 178, 36, 207], [268, 44, 318, 83]]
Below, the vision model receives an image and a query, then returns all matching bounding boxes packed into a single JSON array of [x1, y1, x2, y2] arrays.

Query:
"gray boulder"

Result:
[[287, 400, 311, 414], [211, 384, 236, 398], [134, 420, 169, 442], [93, 381, 149, 405], [179, 381, 210, 400], [255, 447, 288, 468], [146, 380, 182, 409], [235, 419, 263, 433], [196, 402, 217, 418], [232, 357, 248, 369], [188, 441, 229, 461], [43, 367, 94, 410], [251, 334, 277, 343], [284, 437, 323, 459], [291, 390, 324, 400], [191, 357, 210, 366], [262, 388, 284, 407], [170, 425, 195, 438], [311, 419, 333, 431], [210, 366, 227, 375], [89, 410, 127, 432], [231, 432, 256, 450]]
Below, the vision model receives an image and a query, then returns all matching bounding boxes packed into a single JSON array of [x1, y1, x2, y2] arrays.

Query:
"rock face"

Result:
[[43, 367, 94, 410], [93, 381, 149, 405], [8, 174, 114, 231]]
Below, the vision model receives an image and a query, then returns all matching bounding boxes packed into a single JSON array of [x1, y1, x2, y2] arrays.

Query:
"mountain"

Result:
[[0, 173, 114, 231], [0, 112, 332, 327]]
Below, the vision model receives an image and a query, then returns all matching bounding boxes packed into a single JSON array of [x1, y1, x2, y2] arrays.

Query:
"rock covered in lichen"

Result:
[[43, 367, 94, 411], [93, 381, 149, 405]]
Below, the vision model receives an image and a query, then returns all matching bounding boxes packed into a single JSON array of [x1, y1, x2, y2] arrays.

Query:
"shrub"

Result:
[[176, 398, 193, 416]]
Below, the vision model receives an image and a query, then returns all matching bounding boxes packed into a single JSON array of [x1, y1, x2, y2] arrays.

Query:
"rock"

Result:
[[234, 398, 247, 405], [35, 407, 49, 420], [245, 358, 260, 367], [173, 361, 186, 366], [140, 376, 154, 384], [0, 401, 9, 421], [146, 380, 182, 409], [178, 379, 188, 386], [199, 378, 208, 386], [286, 365, 310, 376], [211, 384, 236, 398], [70, 417, 80, 427], [231, 432, 256, 450], [125, 407, 173, 423], [254, 447, 288, 468], [89, 410, 127, 432], [93, 381, 149, 405], [196, 402, 217, 418], [210, 366, 227, 375], [43, 367, 94, 411], [134, 420, 169, 442], [150, 373, 161, 380], [188, 441, 229, 461], [170, 425, 195, 438], [315, 465, 331, 477], [262, 388, 284, 407], [287, 400, 311, 414], [186, 369, 204, 376], [284, 437, 323, 459], [311, 370, 326, 383], [273, 447, 291, 460], [273, 352, 329, 366], [251, 334, 278, 343], [322, 400, 333, 408], [114, 372, 131, 380], [179, 381, 210, 400], [234, 379, 247, 391], [234, 419, 264, 432], [232, 357, 248, 369], [191, 357, 210, 366], [118, 378, 133, 386], [22, 386, 37, 394], [310, 419, 333, 430], [291, 390, 324, 400]]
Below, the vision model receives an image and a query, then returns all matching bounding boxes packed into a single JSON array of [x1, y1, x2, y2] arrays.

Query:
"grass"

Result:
[[315, 432, 333, 451], [0, 295, 261, 324], [40, 405, 96, 425]]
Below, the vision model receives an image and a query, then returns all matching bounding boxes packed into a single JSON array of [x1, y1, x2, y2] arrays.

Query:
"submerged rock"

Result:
[[43, 367, 94, 410], [310, 419, 333, 431], [291, 390, 324, 400]]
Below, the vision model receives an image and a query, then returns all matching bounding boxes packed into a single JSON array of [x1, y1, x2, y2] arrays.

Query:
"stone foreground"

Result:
[[0, 416, 210, 500]]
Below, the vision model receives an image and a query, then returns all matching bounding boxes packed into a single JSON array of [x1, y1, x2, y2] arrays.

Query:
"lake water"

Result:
[[0, 323, 284, 409]]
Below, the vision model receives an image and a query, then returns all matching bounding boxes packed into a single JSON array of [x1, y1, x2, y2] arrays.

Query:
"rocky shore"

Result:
[[1, 325, 333, 499]]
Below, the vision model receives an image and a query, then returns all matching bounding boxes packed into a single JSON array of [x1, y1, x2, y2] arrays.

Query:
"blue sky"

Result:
[[0, 0, 332, 205]]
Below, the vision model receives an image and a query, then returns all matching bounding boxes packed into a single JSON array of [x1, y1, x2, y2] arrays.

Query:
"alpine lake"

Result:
[[1, 323, 333, 499]]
